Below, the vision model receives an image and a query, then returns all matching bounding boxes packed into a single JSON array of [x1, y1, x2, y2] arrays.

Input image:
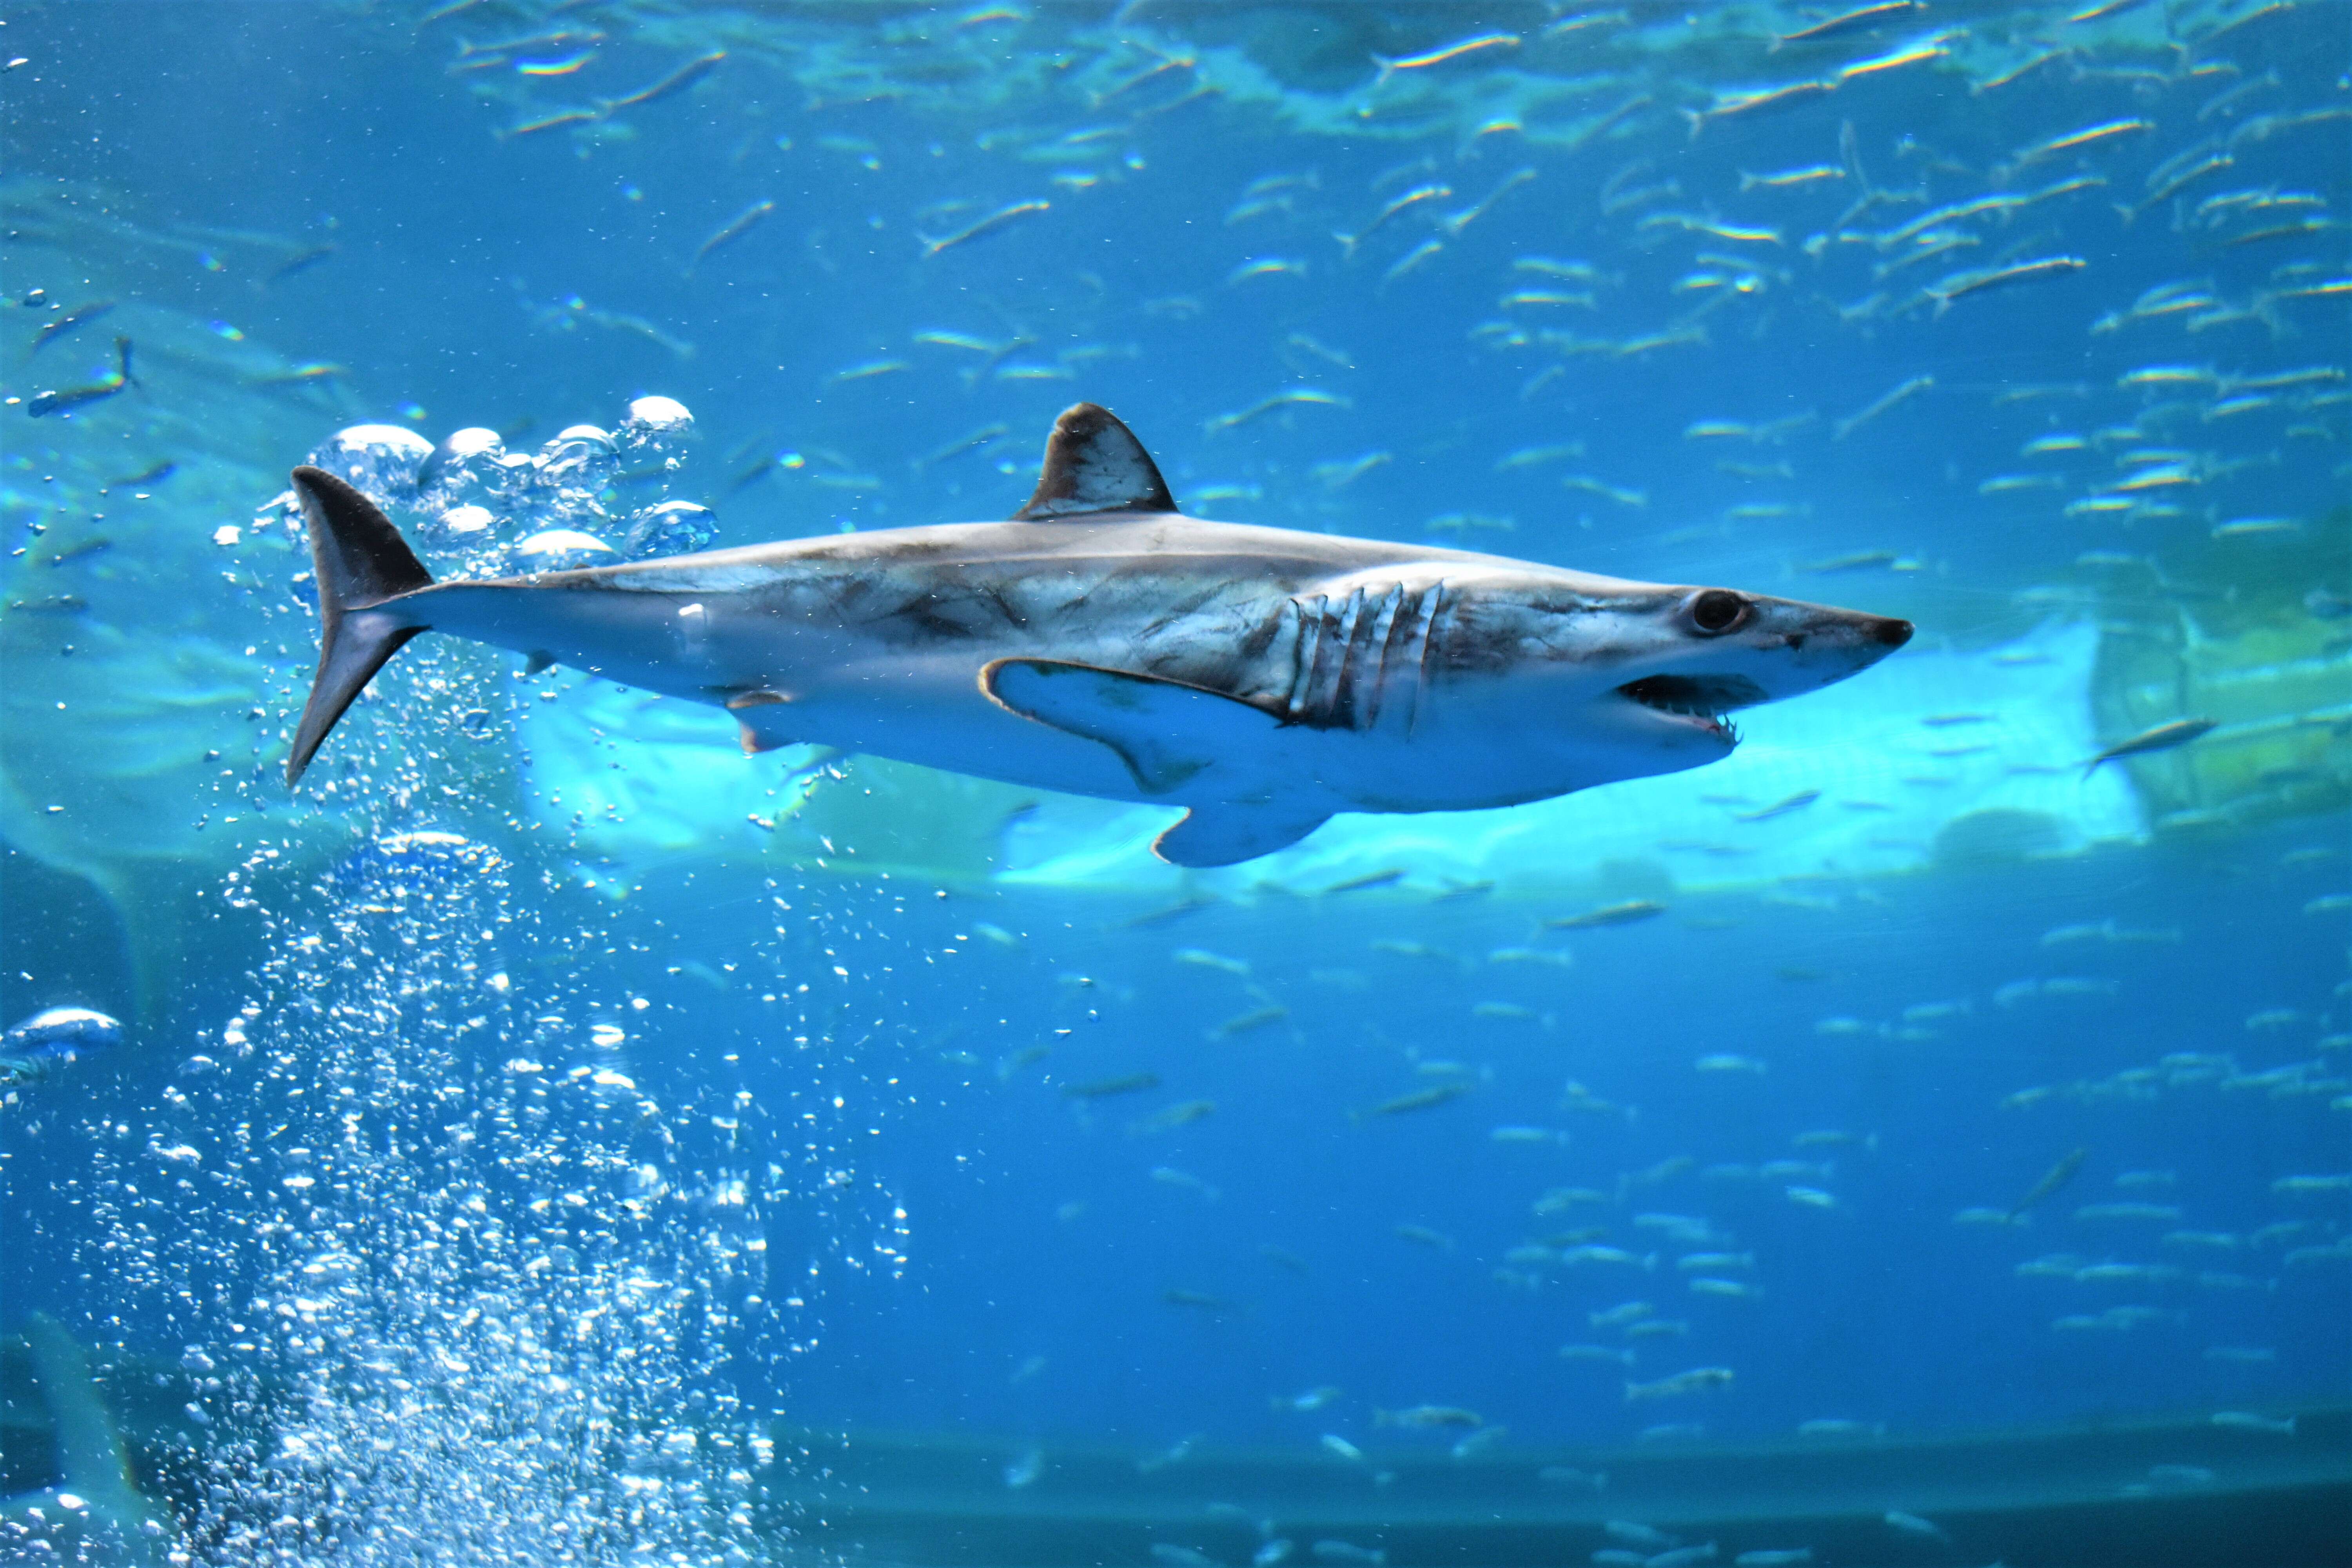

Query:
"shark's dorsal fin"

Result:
[[1011, 403, 1178, 521]]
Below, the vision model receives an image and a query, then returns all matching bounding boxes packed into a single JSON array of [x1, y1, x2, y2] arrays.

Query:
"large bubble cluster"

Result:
[[264, 396, 718, 577], [75, 821, 779, 1566]]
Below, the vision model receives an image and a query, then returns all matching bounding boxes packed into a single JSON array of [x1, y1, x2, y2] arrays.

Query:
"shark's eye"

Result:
[[1688, 589, 1748, 635]]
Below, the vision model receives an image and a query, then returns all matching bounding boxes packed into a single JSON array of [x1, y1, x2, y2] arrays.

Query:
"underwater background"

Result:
[[1, 1, 2346, 1564]]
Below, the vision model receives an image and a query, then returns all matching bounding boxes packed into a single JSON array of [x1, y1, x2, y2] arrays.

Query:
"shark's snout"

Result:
[[1588, 590, 1913, 758], [1759, 597, 1913, 673]]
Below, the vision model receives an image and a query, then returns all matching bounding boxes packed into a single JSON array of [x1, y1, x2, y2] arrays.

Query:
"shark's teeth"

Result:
[[1617, 674, 1763, 741]]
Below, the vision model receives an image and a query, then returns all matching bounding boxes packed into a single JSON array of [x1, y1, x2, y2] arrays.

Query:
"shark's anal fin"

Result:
[[524, 650, 557, 676], [1011, 403, 1179, 521], [982, 658, 1281, 795], [1153, 807, 1330, 868]]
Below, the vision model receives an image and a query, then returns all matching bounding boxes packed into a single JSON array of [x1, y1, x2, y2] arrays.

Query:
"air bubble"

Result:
[[295, 398, 712, 588], [624, 395, 694, 434], [433, 503, 495, 540], [322, 424, 434, 495], [623, 499, 717, 558], [514, 528, 620, 570]]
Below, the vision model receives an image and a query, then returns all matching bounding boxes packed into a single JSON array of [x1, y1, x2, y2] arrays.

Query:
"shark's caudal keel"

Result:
[[286, 403, 1910, 867]]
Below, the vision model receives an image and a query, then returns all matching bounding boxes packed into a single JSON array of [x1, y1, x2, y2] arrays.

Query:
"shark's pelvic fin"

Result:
[[1011, 402, 1179, 521], [1153, 806, 1330, 868], [728, 689, 798, 753], [287, 465, 435, 786], [981, 658, 1281, 795]]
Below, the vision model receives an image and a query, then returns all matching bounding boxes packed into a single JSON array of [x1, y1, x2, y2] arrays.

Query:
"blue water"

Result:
[[2, 2, 2346, 1563]]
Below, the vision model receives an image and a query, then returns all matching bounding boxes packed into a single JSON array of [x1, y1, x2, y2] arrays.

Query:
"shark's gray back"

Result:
[[538, 513, 1545, 712]]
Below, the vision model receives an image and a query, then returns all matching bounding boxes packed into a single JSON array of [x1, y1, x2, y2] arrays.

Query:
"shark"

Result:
[[285, 403, 1911, 866]]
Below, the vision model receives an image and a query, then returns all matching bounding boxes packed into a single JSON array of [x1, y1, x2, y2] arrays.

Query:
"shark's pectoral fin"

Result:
[[1011, 403, 1179, 520], [981, 658, 1282, 795], [1152, 807, 1330, 868]]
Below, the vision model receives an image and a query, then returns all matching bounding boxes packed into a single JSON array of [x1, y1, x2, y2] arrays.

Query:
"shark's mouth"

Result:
[[1617, 673, 1770, 740]]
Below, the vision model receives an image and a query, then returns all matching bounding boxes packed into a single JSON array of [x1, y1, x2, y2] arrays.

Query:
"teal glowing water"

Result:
[[1, 3, 2345, 1563]]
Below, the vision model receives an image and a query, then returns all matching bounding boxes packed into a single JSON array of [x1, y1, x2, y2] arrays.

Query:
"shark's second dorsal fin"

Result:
[[1011, 403, 1178, 521]]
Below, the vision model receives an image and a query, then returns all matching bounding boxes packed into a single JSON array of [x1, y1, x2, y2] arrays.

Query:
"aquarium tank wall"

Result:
[[1, 2, 2346, 1565]]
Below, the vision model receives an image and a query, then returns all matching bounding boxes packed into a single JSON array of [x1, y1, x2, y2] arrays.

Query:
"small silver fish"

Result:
[[2083, 717, 2218, 775], [599, 51, 724, 113], [27, 299, 115, 357], [691, 199, 775, 269], [26, 337, 133, 417], [1771, 0, 1922, 49]]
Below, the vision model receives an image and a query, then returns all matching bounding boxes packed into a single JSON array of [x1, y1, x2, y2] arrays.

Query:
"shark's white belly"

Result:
[[425, 579, 1570, 816], [782, 654, 1583, 817]]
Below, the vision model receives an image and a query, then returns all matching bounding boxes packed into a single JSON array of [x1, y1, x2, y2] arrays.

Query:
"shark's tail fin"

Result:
[[286, 465, 434, 786]]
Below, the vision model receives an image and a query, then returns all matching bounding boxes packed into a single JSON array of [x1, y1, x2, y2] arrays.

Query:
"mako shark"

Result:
[[285, 403, 1911, 866]]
